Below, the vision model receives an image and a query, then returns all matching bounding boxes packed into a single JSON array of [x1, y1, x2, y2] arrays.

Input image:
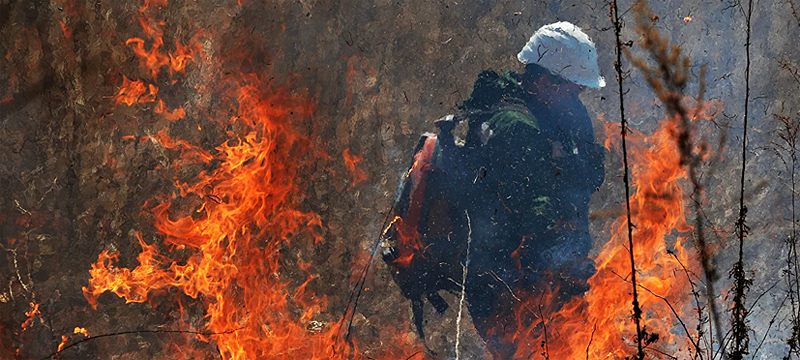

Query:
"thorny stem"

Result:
[[729, 0, 754, 357], [714, 280, 782, 360], [778, 113, 800, 357], [773, 111, 800, 357], [610, 1, 645, 358], [793, 145, 800, 353]]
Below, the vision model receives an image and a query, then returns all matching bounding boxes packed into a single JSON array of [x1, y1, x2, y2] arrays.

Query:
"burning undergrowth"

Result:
[[2, 0, 786, 358], [509, 99, 724, 359], [73, 1, 403, 358]]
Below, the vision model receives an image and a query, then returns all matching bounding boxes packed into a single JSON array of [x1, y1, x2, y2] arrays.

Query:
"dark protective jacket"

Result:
[[382, 69, 604, 355]]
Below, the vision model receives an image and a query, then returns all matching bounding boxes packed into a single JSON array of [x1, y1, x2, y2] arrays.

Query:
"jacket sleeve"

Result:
[[571, 106, 605, 191]]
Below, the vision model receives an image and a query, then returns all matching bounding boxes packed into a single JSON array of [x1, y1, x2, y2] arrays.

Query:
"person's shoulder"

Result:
[[460, 69, 526, 111], [487, 106, 539, 133]]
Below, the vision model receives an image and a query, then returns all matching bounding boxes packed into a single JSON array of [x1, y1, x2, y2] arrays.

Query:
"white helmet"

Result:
[[517, 21, 606, 89]]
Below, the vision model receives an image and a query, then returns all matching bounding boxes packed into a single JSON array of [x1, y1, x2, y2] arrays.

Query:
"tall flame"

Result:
[[82, 1, 382, 358], [509, 102, 721, 359]]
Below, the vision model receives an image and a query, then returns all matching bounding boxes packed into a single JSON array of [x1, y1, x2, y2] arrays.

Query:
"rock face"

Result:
[[1, 0, 798, 359]]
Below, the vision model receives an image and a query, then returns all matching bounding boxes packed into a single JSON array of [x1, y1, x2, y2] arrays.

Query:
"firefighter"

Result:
[[382, 21, 606, 357]]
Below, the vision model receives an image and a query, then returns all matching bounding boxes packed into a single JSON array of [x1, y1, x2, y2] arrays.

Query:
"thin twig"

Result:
[[404, 350, 424, 360], [712, 279, 781, 360], [42, 327, 244, 360], [454, 209, 472, 360], [729, 0, 754, 357], [609, 269, 703, 358], [636, 282, 705, 359], [586, 322, 597, 360], [751, 292, 790, 358], [668, 250, 709, 359], [341, 170, 405, 342], [610, 1, 645, 358], [538, 303, 550, 360], [775, 65, 800, 357]]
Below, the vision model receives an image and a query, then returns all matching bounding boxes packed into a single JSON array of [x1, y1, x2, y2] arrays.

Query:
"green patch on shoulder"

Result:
[[488, 110, 539, 133], [531, 195, 551, 216]]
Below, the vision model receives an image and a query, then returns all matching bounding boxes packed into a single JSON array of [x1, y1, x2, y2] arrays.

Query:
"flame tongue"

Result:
[[82, 1, 357, 358], [84, 71, 345, 359], [509, 105, 720, 359]]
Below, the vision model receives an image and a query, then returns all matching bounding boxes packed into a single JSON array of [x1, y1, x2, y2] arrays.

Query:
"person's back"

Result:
[[381, 21, 606, 358]]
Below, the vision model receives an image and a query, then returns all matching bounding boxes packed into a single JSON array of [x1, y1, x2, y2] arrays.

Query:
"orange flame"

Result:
[[508, 102, 721, 359], [126, 3, 200, 80], [57, 336, 68, 352], [114, 76, 157, 106], [82, 2, 411, 358], [84, 80, 357, 358], [21, 302, 41, 331], [154, 99, 186, 121], [73, 327, 89, 337], [342, 148, 368, 186], [59, 20, 72, 40]]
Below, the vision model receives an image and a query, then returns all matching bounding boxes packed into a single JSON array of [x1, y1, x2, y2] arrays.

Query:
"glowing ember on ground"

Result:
[[342, 148, 368, 186], [56, 336, 68, 352], [20, 302, 41, 331], [73, 327, 89, 337]]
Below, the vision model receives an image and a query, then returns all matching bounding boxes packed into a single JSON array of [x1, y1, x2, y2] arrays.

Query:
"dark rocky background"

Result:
[[1, 0, 799, 358]]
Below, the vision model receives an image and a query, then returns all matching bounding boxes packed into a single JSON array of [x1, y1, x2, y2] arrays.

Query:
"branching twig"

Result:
[[340, 177, 404, 342], [711, 279, 781, 360], [609, 269, 703, 358], [637, 282, 705, 359], [669, 250, 710, 359]]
